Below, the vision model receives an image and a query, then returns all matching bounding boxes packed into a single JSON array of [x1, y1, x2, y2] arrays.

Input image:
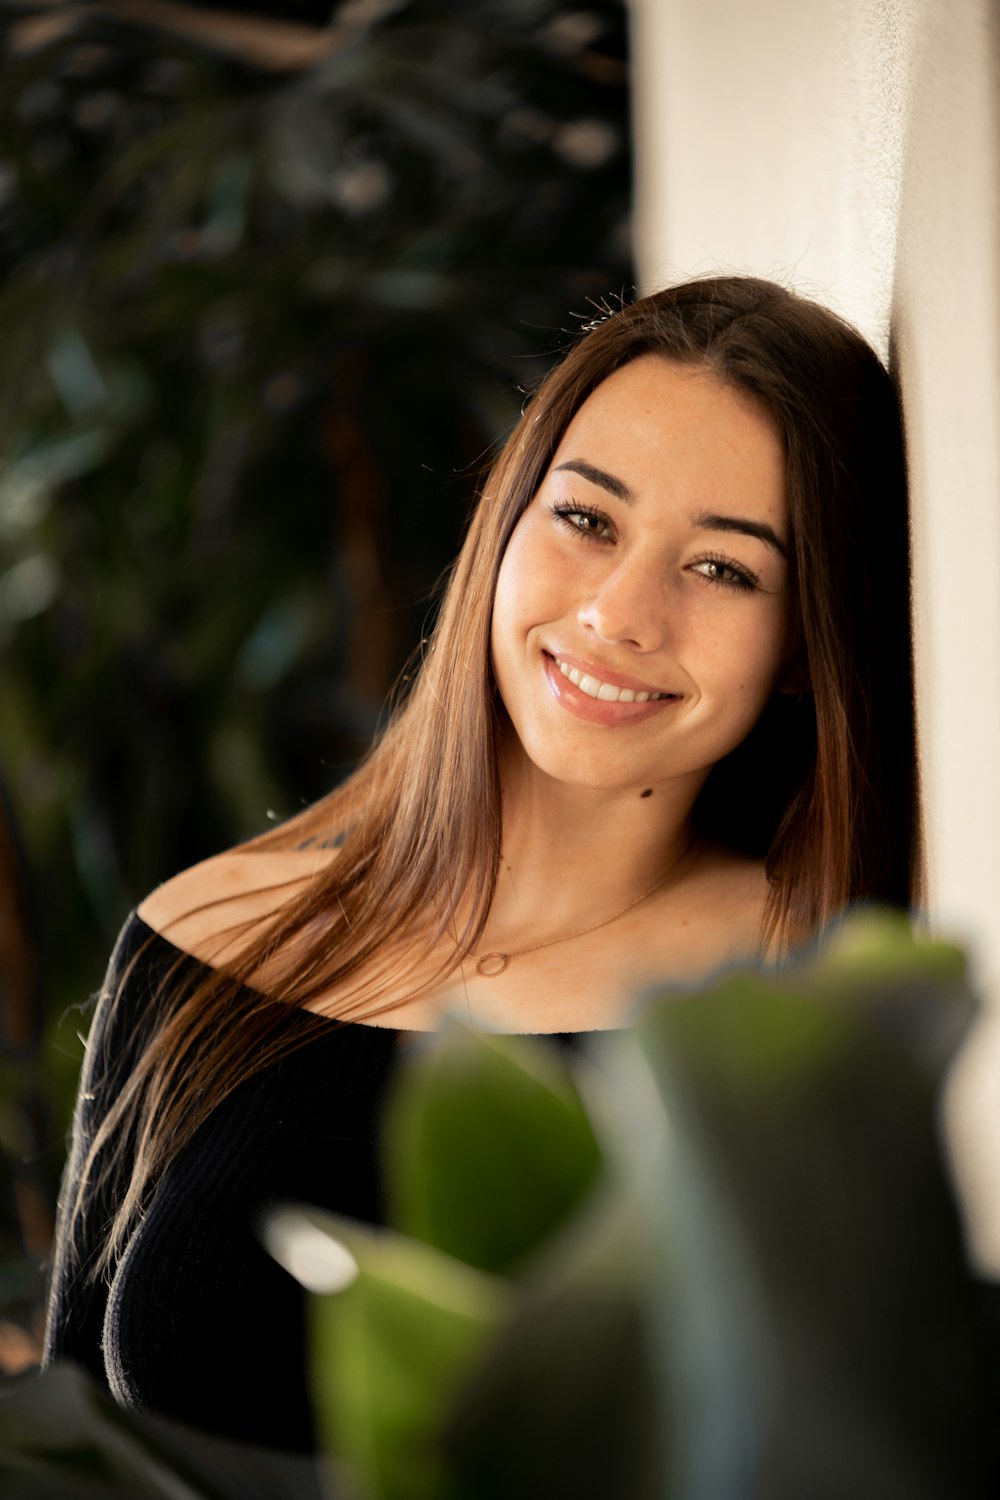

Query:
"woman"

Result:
[[44, 276, 918, 1451]]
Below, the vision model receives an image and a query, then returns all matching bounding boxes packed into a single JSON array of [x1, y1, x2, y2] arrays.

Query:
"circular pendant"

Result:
[[475, 952, 509, 978]]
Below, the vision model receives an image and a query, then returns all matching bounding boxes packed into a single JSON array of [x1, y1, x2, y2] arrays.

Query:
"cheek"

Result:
[[490, 547, 521, 665], [750, 611, 793, 702], [490, 529, 534, 679], [696, 603, 790, 702], [491, 517, 564, 646]]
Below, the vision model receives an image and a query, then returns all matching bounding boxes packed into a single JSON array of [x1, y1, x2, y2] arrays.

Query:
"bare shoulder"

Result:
[[137, 844, 340, 969], [671, 842, 773, 965], [693, 843, 771, 905]]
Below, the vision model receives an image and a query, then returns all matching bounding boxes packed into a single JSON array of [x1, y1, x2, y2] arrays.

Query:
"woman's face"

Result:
[[490, 355, 793, 797]]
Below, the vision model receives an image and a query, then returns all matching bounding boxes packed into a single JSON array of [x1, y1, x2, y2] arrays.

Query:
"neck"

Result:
[[483, 733, 708, 949]]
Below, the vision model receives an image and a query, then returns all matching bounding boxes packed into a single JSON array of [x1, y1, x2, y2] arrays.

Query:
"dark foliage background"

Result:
[[0, 0, 632, 1367]]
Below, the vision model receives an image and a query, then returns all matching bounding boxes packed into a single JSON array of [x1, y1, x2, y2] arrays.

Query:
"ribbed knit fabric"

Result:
[[44, 912, 586, 1453]]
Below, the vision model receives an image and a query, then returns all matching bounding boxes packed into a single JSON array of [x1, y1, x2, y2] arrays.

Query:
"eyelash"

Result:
[[550, 502, 612, 541], [695, 551, 760, 592], [548, 503, 760, 593]]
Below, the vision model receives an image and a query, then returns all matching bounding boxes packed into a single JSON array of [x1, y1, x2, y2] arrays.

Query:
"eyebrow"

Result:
[[692, 510, 788, 558], [552, 459, 633, 502]]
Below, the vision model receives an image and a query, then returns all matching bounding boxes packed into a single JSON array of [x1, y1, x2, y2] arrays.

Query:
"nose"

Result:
[[576, 552, 668, 652]]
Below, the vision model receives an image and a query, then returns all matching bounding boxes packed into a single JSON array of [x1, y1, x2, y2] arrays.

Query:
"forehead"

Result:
[[550, 355, 786, 524]]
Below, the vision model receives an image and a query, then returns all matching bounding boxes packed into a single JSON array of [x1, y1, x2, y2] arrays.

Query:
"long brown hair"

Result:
[[71, 276, 918, 1270]]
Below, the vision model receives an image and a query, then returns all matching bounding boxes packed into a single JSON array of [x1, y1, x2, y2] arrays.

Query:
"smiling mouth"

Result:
[[552, 654, 676, 704]]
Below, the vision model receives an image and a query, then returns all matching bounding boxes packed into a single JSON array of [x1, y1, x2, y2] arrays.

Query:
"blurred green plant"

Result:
[[0, 0, 631, 1334], [0, 0, 629, 927], [8, 915, 997, 1497], [272, 913, 995, 1500], [0, 1358, 336, 1498]]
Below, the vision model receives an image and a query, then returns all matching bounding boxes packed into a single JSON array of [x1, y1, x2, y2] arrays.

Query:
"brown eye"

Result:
[[691, 555, 758, 592], [550, 504, 614, 541]]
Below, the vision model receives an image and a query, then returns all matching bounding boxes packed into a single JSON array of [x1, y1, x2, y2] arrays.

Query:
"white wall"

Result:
[[629, 0, 1000, 1272]]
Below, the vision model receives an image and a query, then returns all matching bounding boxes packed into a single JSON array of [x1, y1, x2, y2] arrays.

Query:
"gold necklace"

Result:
[[472, 841, 692, 978]]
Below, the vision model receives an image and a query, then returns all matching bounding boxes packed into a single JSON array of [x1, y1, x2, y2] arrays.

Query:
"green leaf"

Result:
[[641, 911, 972, 1108], [0, 1361, 329, 1499], [590, 914, 990, 1500], [441, 1182, 665, 1500], [263, 1205, 508, 1500], [383, 1019, 602, 1273]]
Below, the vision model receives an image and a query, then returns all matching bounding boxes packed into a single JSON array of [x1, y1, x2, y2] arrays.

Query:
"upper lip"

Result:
[[544, 648, 676, 698]]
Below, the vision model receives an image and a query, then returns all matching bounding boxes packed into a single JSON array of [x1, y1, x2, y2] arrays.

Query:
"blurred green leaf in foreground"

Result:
[[5, 915, 999, 1496], [268, 912, 1000, 1500]]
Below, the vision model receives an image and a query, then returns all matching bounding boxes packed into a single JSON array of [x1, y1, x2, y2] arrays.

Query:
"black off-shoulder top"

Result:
[[43, 912, 589, 1453]]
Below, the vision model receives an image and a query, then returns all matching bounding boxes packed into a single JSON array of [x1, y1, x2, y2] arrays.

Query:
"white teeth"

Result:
[[554, 657, 666, 704]]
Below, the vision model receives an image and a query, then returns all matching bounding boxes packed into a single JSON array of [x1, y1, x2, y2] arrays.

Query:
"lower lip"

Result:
[[542, 653, 681, 726]]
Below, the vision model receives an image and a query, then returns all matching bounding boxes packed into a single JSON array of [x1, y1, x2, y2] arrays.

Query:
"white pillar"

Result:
[[892, 0, 1000, 1276], [630, 0, 915, 354]]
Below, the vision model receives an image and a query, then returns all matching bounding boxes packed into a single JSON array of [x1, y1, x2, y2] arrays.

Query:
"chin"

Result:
[[513, 737, 659, 795]]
